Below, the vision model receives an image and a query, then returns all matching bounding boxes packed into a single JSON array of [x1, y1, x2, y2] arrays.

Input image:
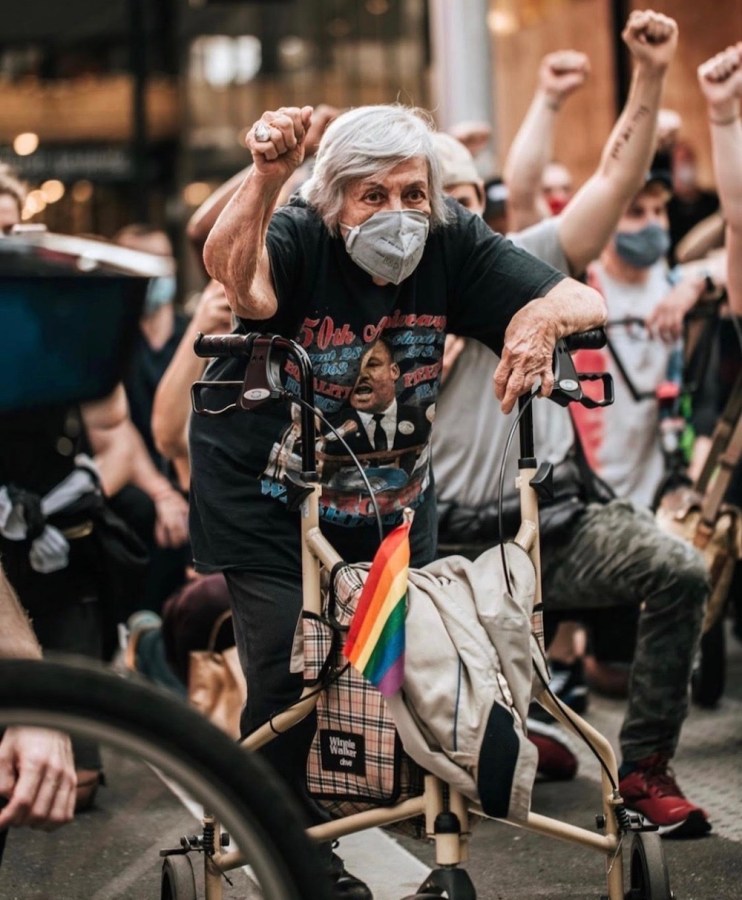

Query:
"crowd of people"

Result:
[[1, 10, 741, 900]]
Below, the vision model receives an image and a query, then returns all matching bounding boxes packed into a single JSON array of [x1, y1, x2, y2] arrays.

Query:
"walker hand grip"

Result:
[[563, 328, 607, 351], [194, 332, 254, 358]]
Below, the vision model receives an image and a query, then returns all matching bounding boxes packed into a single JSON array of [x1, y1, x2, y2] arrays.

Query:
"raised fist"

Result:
[[247, 105, 314, 180], [538, 51, 590, 106], [622, 10, 678, 72], [698, 43, 742, 112]]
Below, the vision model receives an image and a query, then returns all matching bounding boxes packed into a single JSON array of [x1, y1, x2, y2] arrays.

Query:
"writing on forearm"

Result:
[[610, 105, 651, 160]]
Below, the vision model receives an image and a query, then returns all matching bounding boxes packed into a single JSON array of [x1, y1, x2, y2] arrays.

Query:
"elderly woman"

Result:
[[191, 104, 604, 897]]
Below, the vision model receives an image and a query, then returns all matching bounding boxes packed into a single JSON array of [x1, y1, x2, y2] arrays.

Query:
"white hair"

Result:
[[300, 104, 451, 234]]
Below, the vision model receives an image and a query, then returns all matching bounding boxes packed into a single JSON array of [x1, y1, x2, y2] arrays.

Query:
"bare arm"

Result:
[[0, 566, 76, 830], [698, 43, 742, 314], [493, 277, 607, 414], [503, 50, 590, 231], [203, 105, 314, 319], [152, 280, 233, 465], [0, 565, 42, 660], [557, 10, 678, 276], [83, 386, 189, 548], [186, 166, 252, 264]]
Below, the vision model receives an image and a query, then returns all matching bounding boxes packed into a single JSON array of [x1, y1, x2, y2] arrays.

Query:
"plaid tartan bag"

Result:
[[303, 564, 424, 819]]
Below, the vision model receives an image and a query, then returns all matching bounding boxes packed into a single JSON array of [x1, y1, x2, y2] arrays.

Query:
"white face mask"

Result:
[[340, 209, 429, 285], [143, 275, 176, 314]]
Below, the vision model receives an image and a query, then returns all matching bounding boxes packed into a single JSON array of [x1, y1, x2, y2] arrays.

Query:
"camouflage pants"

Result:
[[541, 499, 708, 762]]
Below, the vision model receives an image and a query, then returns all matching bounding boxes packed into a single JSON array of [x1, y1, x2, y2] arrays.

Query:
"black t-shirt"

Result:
[[189, 197, 564, 573], [124, 312, 189, 467], [668, 191, 720, 264]]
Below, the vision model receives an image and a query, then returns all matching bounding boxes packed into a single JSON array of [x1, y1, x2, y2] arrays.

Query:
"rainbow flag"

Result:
[[343, 520, 410, 697]]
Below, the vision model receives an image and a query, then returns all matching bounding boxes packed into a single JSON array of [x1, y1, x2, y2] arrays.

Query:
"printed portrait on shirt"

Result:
[[261, 313, 442, 526]]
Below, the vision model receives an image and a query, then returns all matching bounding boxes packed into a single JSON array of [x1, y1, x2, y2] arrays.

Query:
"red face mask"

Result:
[[546, 195, 569, 216]]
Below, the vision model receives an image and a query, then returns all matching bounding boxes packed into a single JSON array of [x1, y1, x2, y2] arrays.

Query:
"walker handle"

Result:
[[563, 328, 607, 351], [194, 332, 254, 358]]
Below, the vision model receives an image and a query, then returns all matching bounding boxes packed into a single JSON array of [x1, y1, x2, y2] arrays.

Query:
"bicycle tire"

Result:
[[0, 658, 332, 900]]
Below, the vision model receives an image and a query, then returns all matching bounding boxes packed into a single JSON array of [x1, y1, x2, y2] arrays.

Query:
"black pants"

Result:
[[224, 567, 318, 827]]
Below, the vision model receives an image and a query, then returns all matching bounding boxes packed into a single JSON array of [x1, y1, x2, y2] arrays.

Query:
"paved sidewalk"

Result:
[[378, 620, 742, 899], [1, 626, 739, 899]]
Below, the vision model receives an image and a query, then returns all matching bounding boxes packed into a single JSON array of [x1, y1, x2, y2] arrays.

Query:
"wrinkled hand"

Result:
[[645, 277, 706, 342], [247, 106, 314, 180], [698, 43, 742, 112], [192, 280, 233, 335], [153, 489, 189, 548], [447, 121, 492, 157], [0, 726, 75, 830], [441, 335, 466, 384], [493, 302, 559, 414], [622, 10, 678, 72], [538, 51, 590, 105]]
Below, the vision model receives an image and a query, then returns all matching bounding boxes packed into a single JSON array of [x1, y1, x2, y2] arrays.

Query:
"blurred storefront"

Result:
[[0, 0, 431, 269], [0, 0, 738, 284]]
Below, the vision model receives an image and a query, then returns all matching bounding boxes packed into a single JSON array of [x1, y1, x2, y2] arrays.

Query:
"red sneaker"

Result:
[[527, 717, 578, 781], [619, 754, 711, 838]]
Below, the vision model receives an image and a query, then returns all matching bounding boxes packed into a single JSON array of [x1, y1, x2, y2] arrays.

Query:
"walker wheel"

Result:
[[161, 854, 197, 900], [626, 831, 673, 899]]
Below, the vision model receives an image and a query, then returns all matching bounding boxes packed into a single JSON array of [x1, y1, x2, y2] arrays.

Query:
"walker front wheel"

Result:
[[627, 832, 672, 899], [161, 855, 197, 900]]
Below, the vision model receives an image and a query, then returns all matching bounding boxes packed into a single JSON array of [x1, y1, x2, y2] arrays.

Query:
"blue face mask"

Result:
[[613, 223, 670, 269], [143, 275, 177, 314]]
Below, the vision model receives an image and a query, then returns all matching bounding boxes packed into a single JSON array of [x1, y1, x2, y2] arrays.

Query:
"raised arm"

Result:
[[503, 50, 590, 231], [187, 104, 337, 267], [557, 10, 678, 275], [698, 42, 742, 314], [186, 165, 252, 264], [152, 280, 233, 468], [203, 105, 313, 319]]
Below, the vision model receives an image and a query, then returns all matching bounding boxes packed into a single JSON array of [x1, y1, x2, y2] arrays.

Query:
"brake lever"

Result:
[[549, 339, 614, 409], [575, 372, 614, 408], [239, 335, 288, 411], [191, 381, 243, 417]]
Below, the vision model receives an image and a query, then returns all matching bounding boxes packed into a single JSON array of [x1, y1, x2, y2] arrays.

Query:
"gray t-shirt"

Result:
[[433, 218, 574, 510], [572, 260, 675, 506]]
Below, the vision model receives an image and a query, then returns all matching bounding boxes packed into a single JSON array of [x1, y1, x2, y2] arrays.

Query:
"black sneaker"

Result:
[[531, 658, 588, 723], [329, 852, 373, 900]]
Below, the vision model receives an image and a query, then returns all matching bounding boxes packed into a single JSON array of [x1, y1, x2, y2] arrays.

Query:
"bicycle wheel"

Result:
[[0, 658, 332, 900]]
